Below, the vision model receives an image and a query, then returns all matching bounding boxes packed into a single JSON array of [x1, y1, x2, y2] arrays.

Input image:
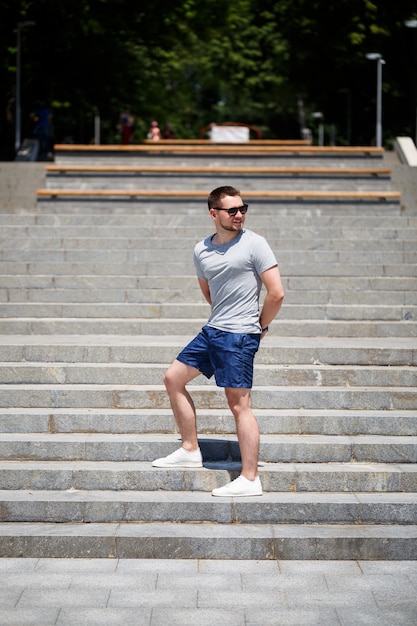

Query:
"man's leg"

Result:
[[152, 359, 202, 468], [225, 387, 260, 481], [211, 387, 262, 497], [163, 359, 201, 451]]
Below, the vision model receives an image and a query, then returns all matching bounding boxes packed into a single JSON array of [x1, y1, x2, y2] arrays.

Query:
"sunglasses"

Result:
[[212, 204, 249, 216]]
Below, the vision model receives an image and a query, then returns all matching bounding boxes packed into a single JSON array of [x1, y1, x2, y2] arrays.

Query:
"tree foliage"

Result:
[[1, 0, 417, 155]]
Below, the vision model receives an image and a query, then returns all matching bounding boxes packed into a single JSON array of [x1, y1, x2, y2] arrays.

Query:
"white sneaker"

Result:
[[152, 447, 203, 468], [212, 475, 263, 497]]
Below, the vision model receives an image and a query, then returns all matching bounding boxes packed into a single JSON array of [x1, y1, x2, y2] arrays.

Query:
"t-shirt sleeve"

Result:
[[193, 244, 206, 280], [252, 234, 278, 274]]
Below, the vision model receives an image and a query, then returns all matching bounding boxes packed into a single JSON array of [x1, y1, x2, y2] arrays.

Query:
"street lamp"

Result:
[[405, 20, 417, 144], [15, 21, 35, 153], [366, 52, 385, 147]]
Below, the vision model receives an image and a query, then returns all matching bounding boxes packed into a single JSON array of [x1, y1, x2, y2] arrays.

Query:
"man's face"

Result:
[[210, 195, 246, 233]]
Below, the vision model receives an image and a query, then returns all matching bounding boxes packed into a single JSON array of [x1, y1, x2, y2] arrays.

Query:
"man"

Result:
[[152, 186, 284, 497], [30, 102, 53, 158]]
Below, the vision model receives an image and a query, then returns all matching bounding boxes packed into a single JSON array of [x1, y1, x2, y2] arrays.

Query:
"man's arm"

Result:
[[259, 265, 284, 336], [198, 277, 212, 305]]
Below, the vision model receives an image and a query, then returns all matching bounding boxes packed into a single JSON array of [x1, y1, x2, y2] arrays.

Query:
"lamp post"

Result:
[[366, 53, 385, 147], [15, 21, 35, 153], [405, 20, 417, 144]]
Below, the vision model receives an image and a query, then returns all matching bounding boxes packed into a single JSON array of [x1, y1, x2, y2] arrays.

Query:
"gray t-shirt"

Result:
[[193, 228, 278, 333]]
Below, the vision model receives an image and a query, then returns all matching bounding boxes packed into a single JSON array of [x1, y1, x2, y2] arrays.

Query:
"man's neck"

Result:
[[212, 229, 242, 246]]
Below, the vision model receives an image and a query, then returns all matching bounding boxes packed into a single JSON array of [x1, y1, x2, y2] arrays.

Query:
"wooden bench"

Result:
[[36, 189, 401, 201], [53, 144, 385, 156], [45, 165, 391, 177], [143, 139, 312, 145]]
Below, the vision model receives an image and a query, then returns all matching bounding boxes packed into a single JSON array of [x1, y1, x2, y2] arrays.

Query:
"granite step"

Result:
[[0, 460, 415, 492], [0, 335, 415, 366], [2, 222, 415, 240], [53, 153, 385, 169], [1, 521, 415, 560], [1, 407, 416, 436], [0, 362, 414, 387], [0, 490, 415, 524], [0, 384, 415, 410], [0, 433, 416, 463], [1, 274, 416, 291], [44, 172, 392, 192], [35, 198, 401, 215], [0, 302, 417, 322], [2, 232, 416, 249], [0, 244, 416, 267], [1, 290, 415, 308], [0, 319, 415, 336], [3, 212, 415, 227], [1, 282, 416, 302], [1, 249, 415, 266]]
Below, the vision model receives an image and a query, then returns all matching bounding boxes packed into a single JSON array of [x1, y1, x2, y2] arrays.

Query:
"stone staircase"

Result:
[[0, 142, 416, 560]]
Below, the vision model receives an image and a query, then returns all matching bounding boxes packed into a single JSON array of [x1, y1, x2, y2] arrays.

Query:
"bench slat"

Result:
[[53, 144, 384, 155], [36, 189, 401, 199], [45, 165, 391, 176]]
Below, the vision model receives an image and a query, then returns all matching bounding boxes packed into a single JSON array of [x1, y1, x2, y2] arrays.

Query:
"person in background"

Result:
[[162, 122, 175, 139], [147, 120, 161, 140], [152, 186, 284, 497], [119, 107, 135, 144], [30, 101, 53, 158]]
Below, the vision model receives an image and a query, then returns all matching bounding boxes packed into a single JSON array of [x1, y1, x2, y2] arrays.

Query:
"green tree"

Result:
[[1, 0, 417, 153]]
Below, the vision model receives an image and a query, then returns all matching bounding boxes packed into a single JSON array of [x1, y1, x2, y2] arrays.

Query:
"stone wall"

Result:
[[0, 163, 45, 211]]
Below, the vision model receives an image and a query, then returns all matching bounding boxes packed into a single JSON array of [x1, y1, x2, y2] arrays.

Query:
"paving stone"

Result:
[[56, 608, 153, 626]]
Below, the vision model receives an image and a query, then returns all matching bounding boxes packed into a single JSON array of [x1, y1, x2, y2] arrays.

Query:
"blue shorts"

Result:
[[176, 325, 261, 389]]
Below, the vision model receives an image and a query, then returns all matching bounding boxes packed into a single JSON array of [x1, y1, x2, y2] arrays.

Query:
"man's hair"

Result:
[[208, 186, 241, 210]]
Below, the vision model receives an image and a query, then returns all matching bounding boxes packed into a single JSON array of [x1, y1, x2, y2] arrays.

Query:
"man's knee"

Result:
[[164, 360, 199, 391], [225, 388, 251, 416], [163, 365, 177, 390]]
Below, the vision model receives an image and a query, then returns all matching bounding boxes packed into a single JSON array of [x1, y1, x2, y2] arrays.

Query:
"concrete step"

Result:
[[0, 319, 415, 336], [0, 286, 417, 304], [0, 262, 414, 278], [2, 280, 416, 302], [35, 198, 402, 215], [1, 521, 415, 560], [1, 248, 415, 270], [3, 249, 414, 266], [2, 222, 415, 240], [45, 162, 391, 176], [1, 244, 416, 266], [0, 490, 415, 524], [0, 272, 415, 292], [3, 212, 415, 228], [1, 407, 416, 436], [1, 271, 415, 289], [1, 335, 415, 366], [0, 460, 415, 492], [52, 145, 385, 164], [1, 222, 415, 251], [1, 304, 415, 323], [1, 362, 414, 387], [44, 172, 392, 192], [0, 383, 415, 410], [1, 433, 416, 463], [1, 252, 414, 272]]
